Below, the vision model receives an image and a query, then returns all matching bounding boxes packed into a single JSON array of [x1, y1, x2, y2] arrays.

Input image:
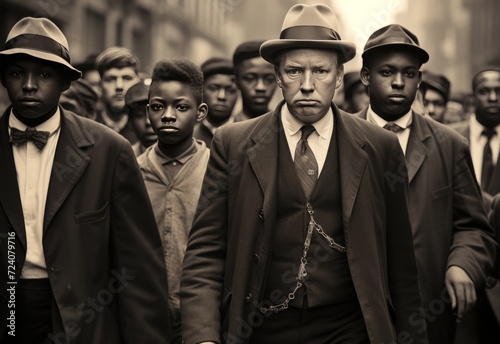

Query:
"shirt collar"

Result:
[[100, 110, 128, 132], [9, 107, 61, 133], [281, 103, 333, 139], [367, 105, 413, 129], [470, 114, 500, 141], [154, 138, 198, 165]]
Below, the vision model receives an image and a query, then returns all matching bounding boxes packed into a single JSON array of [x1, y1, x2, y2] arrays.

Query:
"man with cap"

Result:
[[193, 57, 238, 147], [0, 17, 170, 343], [355, 24, 496, 344], [181, 4, 427, 344], [341, 71, 369, 113], [60, 78, 100, 120], [125, 80, 157, 157], [421, 70, 451, 123], [232, 40, 277, 122]]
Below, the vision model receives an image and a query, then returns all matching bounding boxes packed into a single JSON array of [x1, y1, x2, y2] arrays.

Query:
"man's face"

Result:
[[236, 57, 277, 116], [129, 101, 157, 148], [100, 67, 139, 114], [423, 88, 447, 122], [474, 70, 500, 127], [361, 50, 422, 120], [2, 55, 70, 119], [148, 80, 206, 146], [276, 49, 343, 124], [203, 74, 238, 124]]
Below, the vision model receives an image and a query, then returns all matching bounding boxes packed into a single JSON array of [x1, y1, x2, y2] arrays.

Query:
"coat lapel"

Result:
[[335, 107, 368, 222], [0, 108, 27, 248], [406, 112, 432, 183], [43, 108, 94, 232]]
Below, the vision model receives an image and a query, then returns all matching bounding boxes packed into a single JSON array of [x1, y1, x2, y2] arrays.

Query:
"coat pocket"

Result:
[[431, 184, 452, 201], [74, 202, 109, 224]]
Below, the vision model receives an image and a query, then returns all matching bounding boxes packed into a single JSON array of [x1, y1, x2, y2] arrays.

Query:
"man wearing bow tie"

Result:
[[0, 17, 170, 343]]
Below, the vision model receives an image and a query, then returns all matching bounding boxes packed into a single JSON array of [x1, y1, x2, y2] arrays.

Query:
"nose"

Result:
[[392, 73, 405, 89], [217, 88, 226, 100], [488, 89, 498, 102], [427, 102, 435, 115], [255, 77, 266, 92], [300, 71, 314, 93], [161, 106, 176, 123], [116, 77, 124, 90], [22, 72, 37, 92]]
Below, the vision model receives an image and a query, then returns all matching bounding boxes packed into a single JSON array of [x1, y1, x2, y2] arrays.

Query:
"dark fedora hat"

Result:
[[260, 4, 356, 64], [0, 17, 81, 81], [362, 24, 429, 64], [422, 70, 450, 100]]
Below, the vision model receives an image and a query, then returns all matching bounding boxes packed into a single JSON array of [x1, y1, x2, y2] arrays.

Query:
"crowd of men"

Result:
[[0, 3, 499, 344]]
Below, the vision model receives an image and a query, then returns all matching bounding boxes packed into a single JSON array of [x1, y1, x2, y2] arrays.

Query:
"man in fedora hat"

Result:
[[355, 24, 496, 344], [421, 70, 451, 123], [0, 17, 170, 343], [181, 4, 427, 344]]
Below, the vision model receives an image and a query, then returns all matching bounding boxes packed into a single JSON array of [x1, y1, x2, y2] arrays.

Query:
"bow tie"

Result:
[[9, 126, 51, 149]]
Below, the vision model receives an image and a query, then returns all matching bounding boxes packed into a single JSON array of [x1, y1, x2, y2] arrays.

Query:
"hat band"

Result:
[[280, 26, 342, 41], [4, 34, 70, 63]]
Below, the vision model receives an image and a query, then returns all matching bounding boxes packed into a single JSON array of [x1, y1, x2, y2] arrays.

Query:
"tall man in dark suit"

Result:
[[0, 17, 170, 343], [181, 4, 427, 344], [356, 24, 497, 344], [451, 66, 500, 344]]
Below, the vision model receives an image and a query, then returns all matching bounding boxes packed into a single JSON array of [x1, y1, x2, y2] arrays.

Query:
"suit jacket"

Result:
[[0, 107, 170, 343], [357, 108, 497, 344], [181, 101, 428, 344]]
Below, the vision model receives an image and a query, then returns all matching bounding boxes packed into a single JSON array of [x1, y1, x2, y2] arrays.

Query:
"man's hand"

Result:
[[445, 266, 476, 323]]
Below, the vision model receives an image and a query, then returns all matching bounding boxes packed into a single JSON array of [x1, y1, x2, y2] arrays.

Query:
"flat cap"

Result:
[[200, 57, 234, 79]]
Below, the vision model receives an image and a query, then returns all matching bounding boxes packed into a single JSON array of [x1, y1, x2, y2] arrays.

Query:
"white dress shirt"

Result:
[[9, 109, 61, 279], [468, 114, 500, 185], [367, 105, 413, 155], [281, 103, 333, 176]]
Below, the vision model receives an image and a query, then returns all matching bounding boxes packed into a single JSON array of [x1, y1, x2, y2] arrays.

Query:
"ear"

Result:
[[335, 65, 344, 90], [196, 102, 208, 122], [417, 70, 423, 88], [274, 66, 283, 89], [360, 67, 370, 87], [61, 78, 71, 92]]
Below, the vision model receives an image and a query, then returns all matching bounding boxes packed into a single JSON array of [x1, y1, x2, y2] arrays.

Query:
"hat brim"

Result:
[[260, 39, 356, 64], [362, 43, 429, 64], [0, 49, 82, 81]]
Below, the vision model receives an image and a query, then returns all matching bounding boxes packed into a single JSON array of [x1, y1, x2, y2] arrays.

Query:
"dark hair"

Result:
[[95, 47, 140, 77], [151, 59, 204, 105]]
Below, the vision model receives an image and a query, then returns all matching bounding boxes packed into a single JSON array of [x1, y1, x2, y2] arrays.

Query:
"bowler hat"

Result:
[[233, 40, 266, 66], [260, 4, 356, 64], [422, 71, 450, 100], [200, 58, 234, 80], [362, 24, 429, 64], [0, 17, 81, 80]]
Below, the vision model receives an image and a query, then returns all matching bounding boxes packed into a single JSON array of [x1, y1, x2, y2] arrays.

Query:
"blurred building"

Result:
[[0, 0, 252, 74], [396, 0, 500, 93]]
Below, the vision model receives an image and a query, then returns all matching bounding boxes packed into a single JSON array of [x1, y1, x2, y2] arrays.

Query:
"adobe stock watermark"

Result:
[[215, 0, 244, 19], [34, 0, 72, 18], [47, 268, 136, 344], [353, 0, 405, 48]]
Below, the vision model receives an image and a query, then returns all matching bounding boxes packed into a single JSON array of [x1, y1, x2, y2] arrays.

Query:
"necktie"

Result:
[[481, 128, 496, 192], [383, 122, 405, 134], [9, 127, 51, 149], [294, 125, 318, 199]]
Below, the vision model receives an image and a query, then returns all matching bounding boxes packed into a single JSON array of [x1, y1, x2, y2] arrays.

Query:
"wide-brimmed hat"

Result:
[[260, 4, 356, 64], [0, 17, 81, 81], [362, 24, 429, 64]]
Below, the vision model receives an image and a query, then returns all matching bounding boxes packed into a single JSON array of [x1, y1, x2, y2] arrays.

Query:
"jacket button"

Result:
[[253, 253, 260, 262], [258, 209, 264, 220], [244, 293, 252, 303]]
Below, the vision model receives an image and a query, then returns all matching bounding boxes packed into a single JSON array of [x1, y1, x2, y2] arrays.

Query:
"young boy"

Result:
[[356, 24, 496, 344], [137, 59, 209, 343], [0, 17, 170, 343], [125, 81, 157, 157]]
